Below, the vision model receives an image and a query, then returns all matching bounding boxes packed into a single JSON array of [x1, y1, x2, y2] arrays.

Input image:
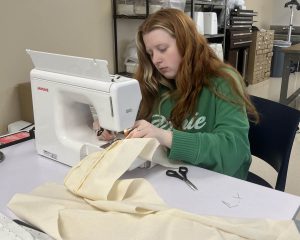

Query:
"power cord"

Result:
[[0, 151, 4, 163]]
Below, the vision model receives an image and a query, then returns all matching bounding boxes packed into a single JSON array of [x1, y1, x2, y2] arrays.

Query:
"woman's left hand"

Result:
[[125, 120, 172, 148], [93, 119, 117, 141]]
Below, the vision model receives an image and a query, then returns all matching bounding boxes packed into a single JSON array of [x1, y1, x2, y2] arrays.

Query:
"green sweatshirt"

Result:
[[151, 77, 251, 180]]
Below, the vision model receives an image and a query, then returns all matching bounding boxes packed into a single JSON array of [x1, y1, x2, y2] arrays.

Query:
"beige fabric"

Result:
[[59, 209, 300, 240], [8, 183, 95, 240], [8, 138, 300, 240], [8, 183, 300, 240], [64, 138, 181, 201]]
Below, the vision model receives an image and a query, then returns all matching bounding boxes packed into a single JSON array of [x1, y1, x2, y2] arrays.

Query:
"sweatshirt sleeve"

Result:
[[168, 82, 251, 180]]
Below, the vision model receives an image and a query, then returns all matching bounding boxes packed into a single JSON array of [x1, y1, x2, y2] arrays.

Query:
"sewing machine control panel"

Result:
[[110, 74, 133, 83]]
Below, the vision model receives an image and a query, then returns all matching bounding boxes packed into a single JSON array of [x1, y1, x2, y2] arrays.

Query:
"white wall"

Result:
[[0, 0, 114, 134], [244, 0, 273, 29], [2, 1, 296, 134], [271, 0, 300, 26]]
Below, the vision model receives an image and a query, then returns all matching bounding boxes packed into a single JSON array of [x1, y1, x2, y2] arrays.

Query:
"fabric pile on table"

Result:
[[8, 138, 300, 240]]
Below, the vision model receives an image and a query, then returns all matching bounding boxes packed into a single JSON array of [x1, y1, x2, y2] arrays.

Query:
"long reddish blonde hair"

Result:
[[135, 8, 258, 129]]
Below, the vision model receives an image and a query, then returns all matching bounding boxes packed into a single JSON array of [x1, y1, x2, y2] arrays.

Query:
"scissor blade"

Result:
[[184, 179, 198, 191]]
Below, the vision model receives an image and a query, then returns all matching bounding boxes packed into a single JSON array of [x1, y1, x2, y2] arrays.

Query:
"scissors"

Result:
[[166, 166, 198, 191]]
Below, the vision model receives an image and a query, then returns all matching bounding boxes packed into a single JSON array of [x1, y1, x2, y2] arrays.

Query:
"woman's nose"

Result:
[[152, 52, 162, 66]]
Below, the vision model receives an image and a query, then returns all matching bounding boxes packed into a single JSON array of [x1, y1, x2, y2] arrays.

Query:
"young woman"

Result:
[[125, 8, 258, 180]]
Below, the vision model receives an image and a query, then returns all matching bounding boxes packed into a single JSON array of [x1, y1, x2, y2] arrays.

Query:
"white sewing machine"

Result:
[[27, 49, 142, 166]]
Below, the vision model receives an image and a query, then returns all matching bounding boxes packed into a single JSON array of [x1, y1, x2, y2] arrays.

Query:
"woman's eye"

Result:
[[158, 48, 167, 53]]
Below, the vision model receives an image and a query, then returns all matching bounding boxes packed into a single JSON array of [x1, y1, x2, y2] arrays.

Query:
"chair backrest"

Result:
[[248, 95, 300, 191]]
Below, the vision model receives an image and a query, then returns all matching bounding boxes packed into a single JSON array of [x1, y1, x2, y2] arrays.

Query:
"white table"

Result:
[[1, 140, 299, 220]]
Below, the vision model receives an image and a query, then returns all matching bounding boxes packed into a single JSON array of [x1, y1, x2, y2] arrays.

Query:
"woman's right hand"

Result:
[[125, 120, 173, 148]]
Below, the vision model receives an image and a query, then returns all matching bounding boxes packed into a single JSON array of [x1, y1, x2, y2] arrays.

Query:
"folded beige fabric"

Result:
[[58, 209, 300, 240], [8, 183, 299, 240], [8, 183, 94, 240], [8, 138, 300, 240], [64, 138, 181, 201]]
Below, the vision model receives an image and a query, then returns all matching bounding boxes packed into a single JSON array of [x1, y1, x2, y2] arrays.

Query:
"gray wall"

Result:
[[2, 0, 298, 134], [271, 0, 300, 26], [244, 0, 273, 29], [0, 0, 114, 134]]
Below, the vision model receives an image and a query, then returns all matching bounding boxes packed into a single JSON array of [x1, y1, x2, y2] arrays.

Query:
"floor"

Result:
[[246, 74, 300, 196]]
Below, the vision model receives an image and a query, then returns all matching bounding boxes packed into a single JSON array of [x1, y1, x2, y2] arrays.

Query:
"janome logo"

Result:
[[37, 87, 48, 92]]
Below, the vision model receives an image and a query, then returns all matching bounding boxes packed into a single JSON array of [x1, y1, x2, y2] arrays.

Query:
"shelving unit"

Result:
[[188, 0, 228, 47], [112, 0, 151, 75], [112, 0, 228, 74], [225, 8, 257, 84]]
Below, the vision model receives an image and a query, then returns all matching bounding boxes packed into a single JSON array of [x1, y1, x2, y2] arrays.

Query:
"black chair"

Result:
[[247, 95, 300, 191]]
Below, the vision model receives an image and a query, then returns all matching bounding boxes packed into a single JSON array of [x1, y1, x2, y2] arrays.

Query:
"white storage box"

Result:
[[163, 0, 186, 11], [125, 61, 138, 73], [204, 12, 218, 35], [8, 120, 32, 133], [134, 4, 162, 14], [194, 12, 204, 34], [117, 4, 135, 15], [150, 4, 162, 13], [209, 43, 224, 61]]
